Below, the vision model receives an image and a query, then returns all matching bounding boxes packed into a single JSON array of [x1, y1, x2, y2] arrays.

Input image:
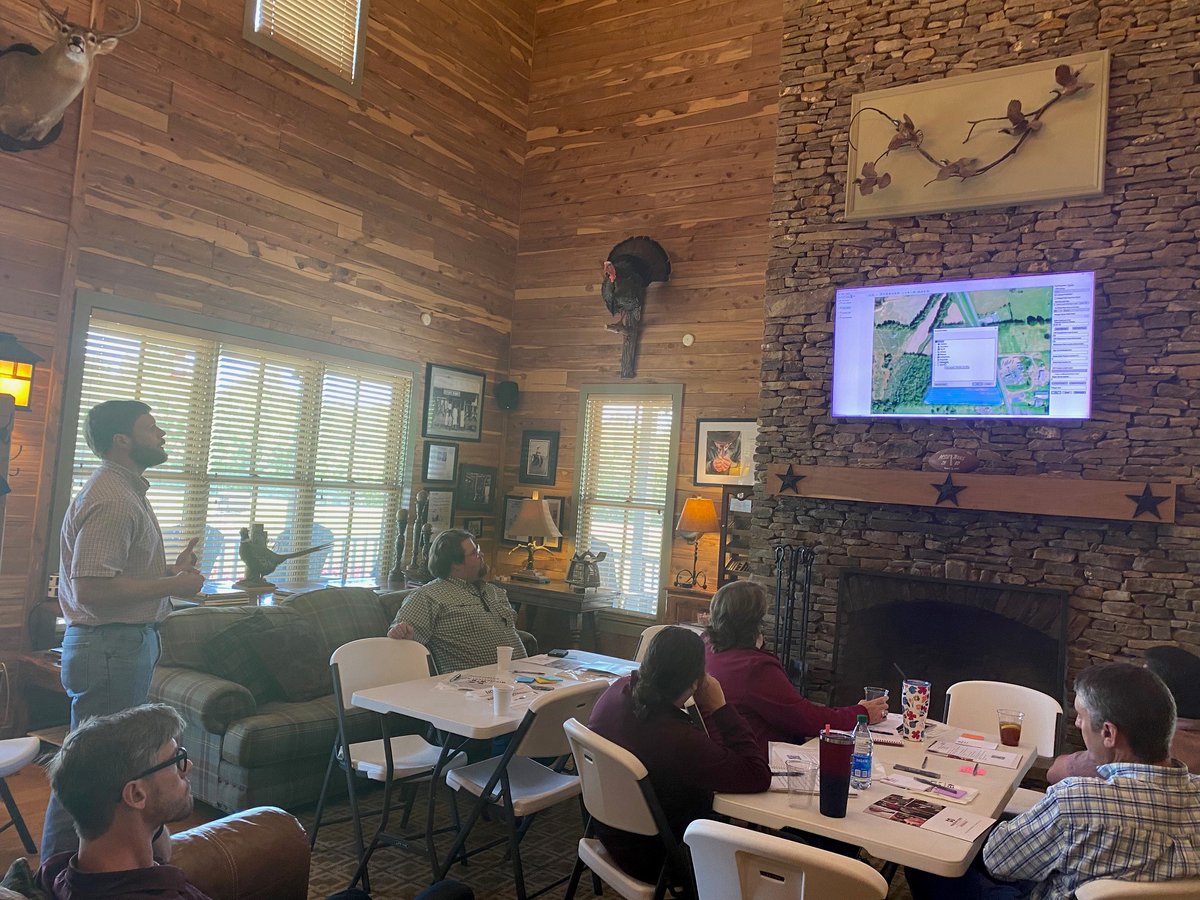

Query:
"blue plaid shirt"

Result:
[[983, 761, 1200, 899]]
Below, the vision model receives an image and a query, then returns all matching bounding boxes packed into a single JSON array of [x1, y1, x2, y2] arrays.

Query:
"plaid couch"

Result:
[[150, 587, 412, 813]]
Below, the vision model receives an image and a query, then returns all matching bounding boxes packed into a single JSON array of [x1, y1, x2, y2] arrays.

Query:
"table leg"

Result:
[[568, 611, 583, 649], [582, 611, 598, 651]]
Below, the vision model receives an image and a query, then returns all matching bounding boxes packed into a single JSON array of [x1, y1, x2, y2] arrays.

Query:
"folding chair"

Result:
[[563, 717, 695, 900], [312, 637, 466, 892], [0, 737, 40, 854], [944, 680, 1062, 816], [684, 818, 888, 899], [634, 624, 671, 664], [1074, 878, 1200, 899], [438, 680, 608, 900]]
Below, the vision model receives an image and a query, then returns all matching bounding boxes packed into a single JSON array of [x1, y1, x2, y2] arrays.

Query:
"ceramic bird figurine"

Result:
[[600, 236, 671, 378], [236, 524, 332, 589]]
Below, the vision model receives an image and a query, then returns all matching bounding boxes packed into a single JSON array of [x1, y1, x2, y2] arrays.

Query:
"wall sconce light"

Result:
[[0, 333, 42, 411], [674, 496, 720, 589]]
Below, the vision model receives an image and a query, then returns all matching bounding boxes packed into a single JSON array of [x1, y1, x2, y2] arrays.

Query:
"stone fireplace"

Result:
[[828, 570, 1068, 714]]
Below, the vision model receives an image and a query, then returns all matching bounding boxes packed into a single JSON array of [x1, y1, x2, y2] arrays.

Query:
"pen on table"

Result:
[[448, 673, 461, 683], [972, 762, 980, 776], [922, 755, 929, 768]]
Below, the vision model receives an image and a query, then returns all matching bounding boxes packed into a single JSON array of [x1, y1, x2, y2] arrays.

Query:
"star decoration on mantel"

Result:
[[1126, 484, 1168, 520], [930, 473, 967, 506], [776, 465, 806, 495]]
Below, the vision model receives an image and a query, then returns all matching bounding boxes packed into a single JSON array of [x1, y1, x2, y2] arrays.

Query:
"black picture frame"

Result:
[[518, 429, 559, 486], [462, 517, 484, 537], [422, 441, 458, 485], [422, 363, 486, 443], [502, 494, 565, 552], [457, 463, 498, 511], [425, 489, 455, 532]]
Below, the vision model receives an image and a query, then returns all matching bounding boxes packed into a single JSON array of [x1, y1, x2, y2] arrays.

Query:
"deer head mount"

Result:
[[0, 0, 140, 149]]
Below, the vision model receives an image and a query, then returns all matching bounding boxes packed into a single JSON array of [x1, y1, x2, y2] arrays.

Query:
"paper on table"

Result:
[[767, 742, 864, 794], [867, 712, 903, 735], [866, 793, 995, 842], [955, 736, 999, 750], [877, 774, 979, 805], [928, 740, 1021, 769]]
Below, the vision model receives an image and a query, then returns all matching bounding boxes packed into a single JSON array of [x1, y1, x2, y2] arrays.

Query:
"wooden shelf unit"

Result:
[[718, 487, 753, 587]]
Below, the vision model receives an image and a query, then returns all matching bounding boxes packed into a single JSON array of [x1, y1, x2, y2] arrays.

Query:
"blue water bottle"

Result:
[[851, 714, 873, 790]]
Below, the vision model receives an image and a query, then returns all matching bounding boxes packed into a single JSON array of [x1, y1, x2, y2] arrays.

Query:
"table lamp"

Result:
[[674, 496, 720, 589], [508, 494, 561, 583]]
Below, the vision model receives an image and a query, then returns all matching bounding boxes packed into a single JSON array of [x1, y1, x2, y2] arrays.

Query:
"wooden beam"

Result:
[[765, 464, 1178, 524]]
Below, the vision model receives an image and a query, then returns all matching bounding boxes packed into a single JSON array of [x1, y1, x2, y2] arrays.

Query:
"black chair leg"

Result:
[[310, 741, 339, 849], [563, 855, 586, 900], [0, 777, 36, 855], [503, 801, 528, 900]]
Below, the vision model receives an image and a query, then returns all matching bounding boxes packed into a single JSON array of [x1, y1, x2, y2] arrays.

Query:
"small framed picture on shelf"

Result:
[[422, 363, 486, 442], [457, 464, 498, 511], [518, 429, 559, 486], [462, 517, 484, 537], [502, 494, 566, 552], [425, 490, 455, 532], [694, 419, 758, 486], [422, 441, 458, 485]]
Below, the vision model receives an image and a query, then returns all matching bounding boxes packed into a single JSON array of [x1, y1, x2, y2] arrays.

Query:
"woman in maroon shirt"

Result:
[[587, 626, 770, 885], [704, 582, 889, 753]]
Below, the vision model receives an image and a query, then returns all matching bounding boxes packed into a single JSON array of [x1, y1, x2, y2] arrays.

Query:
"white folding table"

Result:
[[713, 722, 1037, 877], [350, 649, 636, 883]]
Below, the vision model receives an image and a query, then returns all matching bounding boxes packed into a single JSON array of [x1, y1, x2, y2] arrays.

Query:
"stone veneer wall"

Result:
[[759, 0, 1200, 720]]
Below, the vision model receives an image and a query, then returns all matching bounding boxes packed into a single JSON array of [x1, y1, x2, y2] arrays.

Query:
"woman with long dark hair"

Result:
[[704, 581, 888, 752], [587, 626, 770, 884]]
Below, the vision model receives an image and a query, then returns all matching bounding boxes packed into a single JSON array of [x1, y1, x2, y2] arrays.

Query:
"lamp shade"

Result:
[[676, 496, 720, 538], [0, 334, 41, 411], [510, 498, 561, 540]]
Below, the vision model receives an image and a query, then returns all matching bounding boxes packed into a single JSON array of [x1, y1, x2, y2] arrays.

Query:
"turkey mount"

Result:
[[600, 236, 671, 378]]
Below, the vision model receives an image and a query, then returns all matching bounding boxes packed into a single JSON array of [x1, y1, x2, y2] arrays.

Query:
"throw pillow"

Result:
[[1, 857, 48, 900], [203, 611, 280, 703], [244, 618, 330, 702]]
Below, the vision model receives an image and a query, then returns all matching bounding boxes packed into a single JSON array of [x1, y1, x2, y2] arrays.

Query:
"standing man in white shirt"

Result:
[[41, 400, 205, 859]]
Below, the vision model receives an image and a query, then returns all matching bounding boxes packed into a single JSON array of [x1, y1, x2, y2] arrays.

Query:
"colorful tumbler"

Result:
[[901, 678, 931, 741]]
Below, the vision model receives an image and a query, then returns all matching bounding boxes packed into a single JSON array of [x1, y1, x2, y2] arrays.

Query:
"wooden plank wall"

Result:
[[0, 0, 535, 653], [502, 0, 783, 596]]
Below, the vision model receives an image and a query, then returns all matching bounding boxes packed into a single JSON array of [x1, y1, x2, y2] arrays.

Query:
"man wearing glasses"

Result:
[[36, 704, 210, 900]]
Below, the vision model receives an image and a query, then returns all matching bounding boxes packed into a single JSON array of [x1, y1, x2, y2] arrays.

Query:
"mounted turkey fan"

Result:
[[601, 236, 671, 378]]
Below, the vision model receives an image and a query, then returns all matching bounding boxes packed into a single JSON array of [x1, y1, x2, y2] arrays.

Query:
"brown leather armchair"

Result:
[[0, 806, 310, 900]]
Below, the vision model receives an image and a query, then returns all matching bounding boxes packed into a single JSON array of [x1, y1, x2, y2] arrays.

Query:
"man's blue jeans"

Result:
[[40, 623, 161, 859]]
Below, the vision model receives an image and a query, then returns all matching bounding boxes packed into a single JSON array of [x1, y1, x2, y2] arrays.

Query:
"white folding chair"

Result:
[[944, 680, 1063, 816], [1075, 878, 1200, 899], [311, 637, 466, 892], [684, 818, 888, 900], [634, 624, 671, 663], [563, 717, 694, 900], [0, 737, 40, 854], [441, 680, 608, 900]]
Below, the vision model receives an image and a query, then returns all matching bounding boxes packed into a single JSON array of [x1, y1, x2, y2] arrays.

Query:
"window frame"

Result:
[[573, 383, 683, 620], [242, 0, 369, 97], [49, 290, 418, 578]]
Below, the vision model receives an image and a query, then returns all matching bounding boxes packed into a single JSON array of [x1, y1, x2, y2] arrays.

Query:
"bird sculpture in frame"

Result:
[[600, 236, 671, 378], [236, 524, 332, 589]]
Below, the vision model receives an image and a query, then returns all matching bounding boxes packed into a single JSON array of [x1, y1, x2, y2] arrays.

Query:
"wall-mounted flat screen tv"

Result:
[[831, 271, 1095, 420]]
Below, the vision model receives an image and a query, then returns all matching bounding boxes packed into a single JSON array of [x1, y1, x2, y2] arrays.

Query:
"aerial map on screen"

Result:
[[870, 286, 1053, 416]]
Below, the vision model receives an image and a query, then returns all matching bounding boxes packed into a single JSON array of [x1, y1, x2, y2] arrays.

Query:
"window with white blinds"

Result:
[[576, 391, 677, 615], [71, 317, 411, 585], [245, 0, 367, 93]]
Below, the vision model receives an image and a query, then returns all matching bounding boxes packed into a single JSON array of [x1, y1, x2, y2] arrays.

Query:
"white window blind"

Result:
[[71, 317, 411, 585], [576, 393, 676, 615], [250, 0, 364, 88]]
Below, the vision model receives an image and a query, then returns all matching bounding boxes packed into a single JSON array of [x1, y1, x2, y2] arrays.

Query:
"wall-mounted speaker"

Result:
[[495, 381, 519, 410]]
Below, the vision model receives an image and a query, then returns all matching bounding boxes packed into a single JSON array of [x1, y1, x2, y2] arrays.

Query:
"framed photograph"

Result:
[[422, 363, 486, 443], [518, 429, 559, 486], [694, 419, 758, 486], [502, 494, 565, 552], [457, 464, 498, 511], [462, 517, 484, 537], [422, 441, 458, 485], [425, 489, 455, 533]]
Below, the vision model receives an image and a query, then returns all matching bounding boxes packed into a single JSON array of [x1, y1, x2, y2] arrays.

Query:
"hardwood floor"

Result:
[[0, 757, 220, 870]]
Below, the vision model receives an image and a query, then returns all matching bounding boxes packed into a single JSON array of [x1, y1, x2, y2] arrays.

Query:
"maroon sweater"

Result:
[[587, 672, 770, 883], [704, 644, 867, 753], [37, 852, 212, 900]]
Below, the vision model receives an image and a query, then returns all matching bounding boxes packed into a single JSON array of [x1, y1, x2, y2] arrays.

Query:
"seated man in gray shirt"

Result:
[[388, 528, 527, 673]]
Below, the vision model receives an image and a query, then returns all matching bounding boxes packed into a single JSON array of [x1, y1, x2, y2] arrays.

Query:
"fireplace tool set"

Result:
[[772, 543, 816, 694]]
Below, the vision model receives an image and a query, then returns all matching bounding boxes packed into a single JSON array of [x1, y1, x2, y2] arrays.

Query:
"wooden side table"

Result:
[[16, 651, 68, 737], [501, 581, 618, 651], [664, 586, 714, 624]]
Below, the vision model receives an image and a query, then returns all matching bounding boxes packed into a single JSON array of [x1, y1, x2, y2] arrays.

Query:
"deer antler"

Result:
[[97, 0, 141, 39], [37, 0, 68, 24]]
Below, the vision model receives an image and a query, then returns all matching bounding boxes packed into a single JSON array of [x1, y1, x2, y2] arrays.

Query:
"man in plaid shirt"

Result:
[[908, 662, 1200, 899]]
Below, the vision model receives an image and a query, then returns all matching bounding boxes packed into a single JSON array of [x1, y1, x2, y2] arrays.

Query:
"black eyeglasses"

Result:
[[130, 747, 188, 782]]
